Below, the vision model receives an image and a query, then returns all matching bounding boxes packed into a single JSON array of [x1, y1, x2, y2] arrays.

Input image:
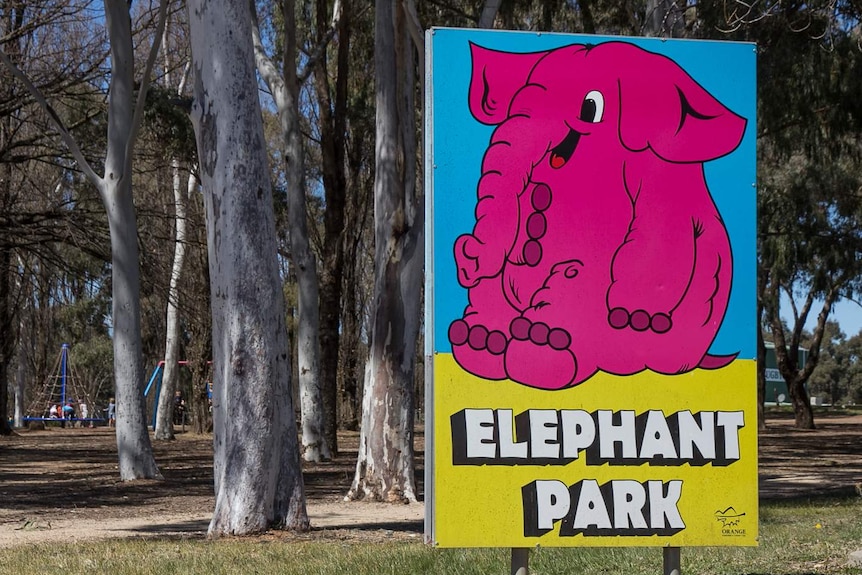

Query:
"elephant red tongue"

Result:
[[550, 128, 581, 169], [550, 153, 567, 169]]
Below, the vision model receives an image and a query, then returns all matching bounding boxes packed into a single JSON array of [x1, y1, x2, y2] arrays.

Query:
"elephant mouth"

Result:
[[549, 128, 581, 169]]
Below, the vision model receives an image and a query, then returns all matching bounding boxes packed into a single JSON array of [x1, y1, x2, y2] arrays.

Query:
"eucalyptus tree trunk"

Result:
[[346, 0, 422, 503], [766, 277, 842, 430], [155, 24, 192, 441], [154, 160, 191, 440], [251, 0, 329, 463], [187, 0, 309, 535], [477, 0, 502, 28], [756, 266, 767, 430], [0, 141, 12, 435], [0, 206, 11, 436], [0, 7, 18, 435], [97, 2, 163, 479], [14, 263, 32, 429], [644, 0, 686, 36], [102, 177, 160, 479], [14, 332, 25, 428], [315, 0, 351, 457]]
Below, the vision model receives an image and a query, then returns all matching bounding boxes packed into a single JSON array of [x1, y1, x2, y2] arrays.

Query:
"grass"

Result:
[[2, 498, 861, 574]]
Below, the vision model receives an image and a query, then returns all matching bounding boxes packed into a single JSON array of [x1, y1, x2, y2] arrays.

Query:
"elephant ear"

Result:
[[616, 47, 747, 163], [469, 43, 547, 125]]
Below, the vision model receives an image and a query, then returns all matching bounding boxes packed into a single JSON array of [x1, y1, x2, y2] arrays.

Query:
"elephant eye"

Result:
[[579, 90, 604, 123]]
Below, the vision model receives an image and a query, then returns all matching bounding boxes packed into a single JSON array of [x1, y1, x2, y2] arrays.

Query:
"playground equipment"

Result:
[[144, 360, 212, 429], [25, 343, 105, 425]]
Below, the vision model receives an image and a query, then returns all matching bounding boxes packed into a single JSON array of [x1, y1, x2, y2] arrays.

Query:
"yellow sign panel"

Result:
[[431, 355, 758, 547]]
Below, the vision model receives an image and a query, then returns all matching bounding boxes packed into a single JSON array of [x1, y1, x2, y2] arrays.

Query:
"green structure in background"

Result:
[[764, 341, 809, 404]]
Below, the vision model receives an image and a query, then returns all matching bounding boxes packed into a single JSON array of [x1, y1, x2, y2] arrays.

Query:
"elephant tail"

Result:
[[698, 352, 739, 370]]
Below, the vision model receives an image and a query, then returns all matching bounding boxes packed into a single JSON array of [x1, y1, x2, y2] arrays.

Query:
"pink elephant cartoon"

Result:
[[448, 41, 746, 390]]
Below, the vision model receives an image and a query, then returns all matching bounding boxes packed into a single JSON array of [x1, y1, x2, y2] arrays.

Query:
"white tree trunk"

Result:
[[102, 0, 162, 480], [14, 319, 25, 428], [102, 176, 162, 479], [154, 160, 190, 440], [346, 0, 422, 504], [187, 0, 308, 535], [154, 14, 192, 442], [251, 1, 330, 463]]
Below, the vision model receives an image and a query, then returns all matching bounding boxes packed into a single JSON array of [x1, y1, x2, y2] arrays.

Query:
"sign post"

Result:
[[511, 548, 528, 575], [425, 26, 757, 564]]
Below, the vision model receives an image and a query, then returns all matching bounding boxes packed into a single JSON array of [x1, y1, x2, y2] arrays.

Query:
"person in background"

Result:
[[62, 401, 76, 426], [107, 398, 116, 428], [173, 390, 186, 425]]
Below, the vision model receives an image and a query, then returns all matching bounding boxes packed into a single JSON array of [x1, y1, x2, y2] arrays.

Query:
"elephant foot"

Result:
[[504, 317, 577, 390], [608, 308, 672, 334], [449, 319, 507, 380]]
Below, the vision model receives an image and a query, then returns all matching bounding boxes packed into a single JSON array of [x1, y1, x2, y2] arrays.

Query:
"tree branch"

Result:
[[0, 48, 101, 187], [249, 0, 286, 100], [126, 0, 170, 167]]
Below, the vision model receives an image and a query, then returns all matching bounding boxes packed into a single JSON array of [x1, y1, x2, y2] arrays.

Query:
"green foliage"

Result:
[[808, 320, 862, 405], [142, 84, 197, 165], [756, 13, 862, 297]]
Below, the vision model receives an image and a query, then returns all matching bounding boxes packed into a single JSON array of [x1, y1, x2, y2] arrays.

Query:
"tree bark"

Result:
[[644, 0, 685, 37], [187, 0, 309, 535], [315, 0, 351, 457], [767, 274, 842, 430], [250, 0, 330, 463], [102, 177, 161, 477], [477, 0, 502, 28], [756, 318, 766, 431], [14, 306, 27, 428], [155, 15, 192, 441], [757, 265, 767, 431], [0, 6, 20, 436], [0, 198, 12, 436], [154, 161, 190, 440], [100, 1, 163, 479], [346, 0, 422, 504], [788, 375, 815, 429]]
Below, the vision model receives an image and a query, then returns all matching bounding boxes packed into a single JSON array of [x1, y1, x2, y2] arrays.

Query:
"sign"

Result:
[[425, 28, 757, 548], [765, 368, 783, 384]]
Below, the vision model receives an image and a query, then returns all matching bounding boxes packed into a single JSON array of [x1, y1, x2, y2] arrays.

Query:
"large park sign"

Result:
[[424, 28, 757, 548]]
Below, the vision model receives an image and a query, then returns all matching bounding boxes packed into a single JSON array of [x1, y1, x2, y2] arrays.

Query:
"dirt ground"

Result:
[[1, 414, 861, 548]]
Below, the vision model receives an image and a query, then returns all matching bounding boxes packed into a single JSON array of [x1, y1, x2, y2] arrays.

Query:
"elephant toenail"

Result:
[[651, 313, 672, 334], [548, 328, 571, 350], [531, 184, 552, 211], [526, 212, 547, 239], [449, 320, 469, 345], [529, 322, 550, 345], [487, 331, 508, 355], [630, 310, 651, 331], [468, 325, 489, 349], [608, 307, 629, 329], [523, 240, 542, 266], [510, 317, 531, 340]]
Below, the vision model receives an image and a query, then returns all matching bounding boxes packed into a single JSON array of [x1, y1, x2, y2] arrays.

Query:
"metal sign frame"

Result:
[[425, 27, 757, 549]]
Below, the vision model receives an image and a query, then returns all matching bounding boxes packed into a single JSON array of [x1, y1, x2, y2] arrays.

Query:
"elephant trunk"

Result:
[[462, 113, 551, 283]]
